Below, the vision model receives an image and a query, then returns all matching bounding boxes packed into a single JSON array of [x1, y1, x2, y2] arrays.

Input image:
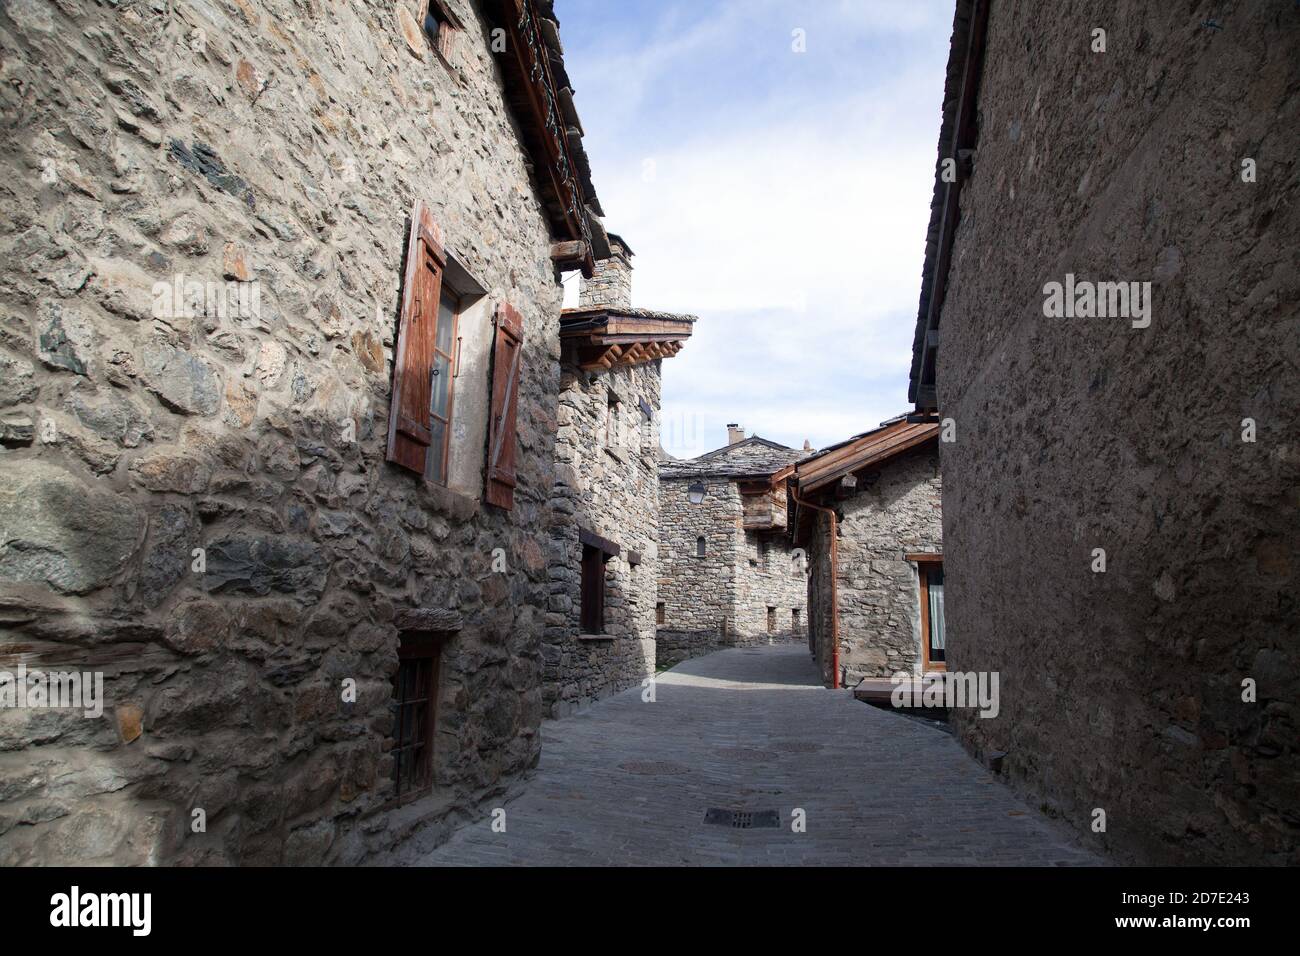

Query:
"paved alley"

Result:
[[414, 645, 1100, 866]]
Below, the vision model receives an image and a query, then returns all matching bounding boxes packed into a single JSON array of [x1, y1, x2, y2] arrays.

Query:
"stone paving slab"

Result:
[[412, 645, 1102, 866]]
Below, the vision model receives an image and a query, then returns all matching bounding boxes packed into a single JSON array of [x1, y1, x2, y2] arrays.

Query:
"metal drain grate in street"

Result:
[[704, 808, 781, 829]]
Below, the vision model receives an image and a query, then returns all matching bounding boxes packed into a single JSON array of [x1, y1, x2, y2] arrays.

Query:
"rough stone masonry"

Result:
[[544, 237, 695, 715], [0, 0, 596, 864], [658, 434, 807, 666], [802, 442, 942, 688], [915, 0, 1299, 864]]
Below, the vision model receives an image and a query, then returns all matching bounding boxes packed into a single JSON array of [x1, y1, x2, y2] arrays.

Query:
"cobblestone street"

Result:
[[414, 645, 1101, 866]]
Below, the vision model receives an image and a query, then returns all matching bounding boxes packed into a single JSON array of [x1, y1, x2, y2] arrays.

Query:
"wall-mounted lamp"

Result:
[[687, 481, 707, 505]]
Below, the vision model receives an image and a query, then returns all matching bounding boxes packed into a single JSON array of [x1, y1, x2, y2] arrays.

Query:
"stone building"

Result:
[[657, 430, 807, 667], [544, 236, 693, 715], [0, 0, 613, 865], [908, 0, 1298, 863], [790, 418, 942, 689]]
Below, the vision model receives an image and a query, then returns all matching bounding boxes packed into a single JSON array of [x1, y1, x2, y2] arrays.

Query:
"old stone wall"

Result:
[[657, 476, 806, 667], [0, 0, 564, 865], [805, 447, 942, 688], [935, 1, 1299, 863], [733, 528, 806, 642], [545, 360, 661, 715], [656, 476, 737, 665]]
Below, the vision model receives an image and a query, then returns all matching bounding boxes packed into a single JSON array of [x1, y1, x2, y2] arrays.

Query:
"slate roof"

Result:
[[559, 306, 699, 326], [660, 436, 809, 481]]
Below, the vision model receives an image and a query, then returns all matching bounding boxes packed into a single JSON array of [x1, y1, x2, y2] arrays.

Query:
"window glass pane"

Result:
[[928, 566, 945, 661], [427, 417, 447, 484], [436, 290, 456, 355], [431, 352, 451, 419]]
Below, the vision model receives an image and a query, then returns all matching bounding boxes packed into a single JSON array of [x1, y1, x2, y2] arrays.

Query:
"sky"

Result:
[[555, 0, 954, 459]]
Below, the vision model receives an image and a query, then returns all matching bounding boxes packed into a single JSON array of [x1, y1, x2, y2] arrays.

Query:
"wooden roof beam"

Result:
[[579, 344, 622, 370], [551, 239, 591, 274]]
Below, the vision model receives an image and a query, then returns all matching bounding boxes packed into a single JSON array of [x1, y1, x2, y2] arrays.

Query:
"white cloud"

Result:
[[559, 0, 953, 456]]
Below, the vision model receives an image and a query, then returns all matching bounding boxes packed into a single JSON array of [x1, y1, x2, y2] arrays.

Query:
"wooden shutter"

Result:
[[485, 302, 524, 509], [387, 201, 446, 475]]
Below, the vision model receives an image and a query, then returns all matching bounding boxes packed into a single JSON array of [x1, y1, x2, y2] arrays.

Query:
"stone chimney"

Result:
[[727, 424, 745, 445], [578, 233, 633, 310], [803, 439, 812, 451]]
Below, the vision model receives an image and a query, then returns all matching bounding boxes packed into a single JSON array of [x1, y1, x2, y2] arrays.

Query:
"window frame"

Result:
[[391, 632, 445, 804], [578, 529, 619, 637], [580, 545, 607, 635], [425, 284, 461, 486], [910, 555, 946, 673]]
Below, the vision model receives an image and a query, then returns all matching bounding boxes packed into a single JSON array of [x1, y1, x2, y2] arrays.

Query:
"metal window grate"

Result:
[[392, 632, 444, 802]]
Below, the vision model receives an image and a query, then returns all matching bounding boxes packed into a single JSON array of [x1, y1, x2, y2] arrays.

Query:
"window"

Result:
[[696, 536, 706, 557], [392, 632, 443, 803], [656, 602, 665, 625], [578, 529, 618, 636], [422, 0, 458, 62], [917, 560, 946, 671], [638, 398, 654, 451], [605, 390, 621, 448], [767, 606, 776, 633], [580, 545, 607, 634], [791, 608, 801, 632], [759, 538, 771, 570], [389, 200, 505, 501], [425, 285, 459, 484]]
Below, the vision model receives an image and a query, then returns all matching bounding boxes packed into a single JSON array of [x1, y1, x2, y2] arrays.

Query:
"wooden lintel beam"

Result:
[[578, 527, 620, 557], [551, 240, 590, 270]]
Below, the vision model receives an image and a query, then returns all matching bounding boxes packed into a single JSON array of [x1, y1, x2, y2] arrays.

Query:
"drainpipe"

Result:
[[792, 489, 839, 690]]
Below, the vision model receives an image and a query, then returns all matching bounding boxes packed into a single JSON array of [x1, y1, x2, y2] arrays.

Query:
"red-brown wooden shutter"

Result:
[[387, 201, 446, 475], [485, 302, 524, 509]]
